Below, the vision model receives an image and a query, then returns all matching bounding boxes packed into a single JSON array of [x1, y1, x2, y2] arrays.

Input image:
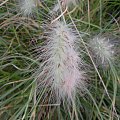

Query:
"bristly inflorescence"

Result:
[[61, 0, 77, 7], [36, 21, 86, 103], [89, 36, 114, 65], [51, 0, 78, 14], [19, 0, 37, 16]]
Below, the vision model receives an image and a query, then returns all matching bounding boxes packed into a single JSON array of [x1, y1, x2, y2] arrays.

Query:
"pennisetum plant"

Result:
[[61, 0, 78, 7], [35, 20, 86, 104], [19, 0, 37, 16], [51, 0, 78, 14], [89, 36, 115, 66], [1, 0, 120, 119]]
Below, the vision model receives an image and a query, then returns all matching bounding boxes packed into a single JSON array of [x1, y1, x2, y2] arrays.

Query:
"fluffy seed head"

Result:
[[61, 0, 77, 7], [89, 36, 114, 65], [37, 21, 86, 102], [51, 0, 78, 14], [20, 0, 36, 16]]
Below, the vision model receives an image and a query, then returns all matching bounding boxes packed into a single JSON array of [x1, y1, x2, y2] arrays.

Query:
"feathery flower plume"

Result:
[[36, 21, 86, 102], [61, 0, 77, 7], [19, 0, 36, 16], [89, 36, 114, 65], [51, 0, 78, 14]]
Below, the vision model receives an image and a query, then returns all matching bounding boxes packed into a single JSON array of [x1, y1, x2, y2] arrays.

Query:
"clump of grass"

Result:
[[0, 0, 120, 120]]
